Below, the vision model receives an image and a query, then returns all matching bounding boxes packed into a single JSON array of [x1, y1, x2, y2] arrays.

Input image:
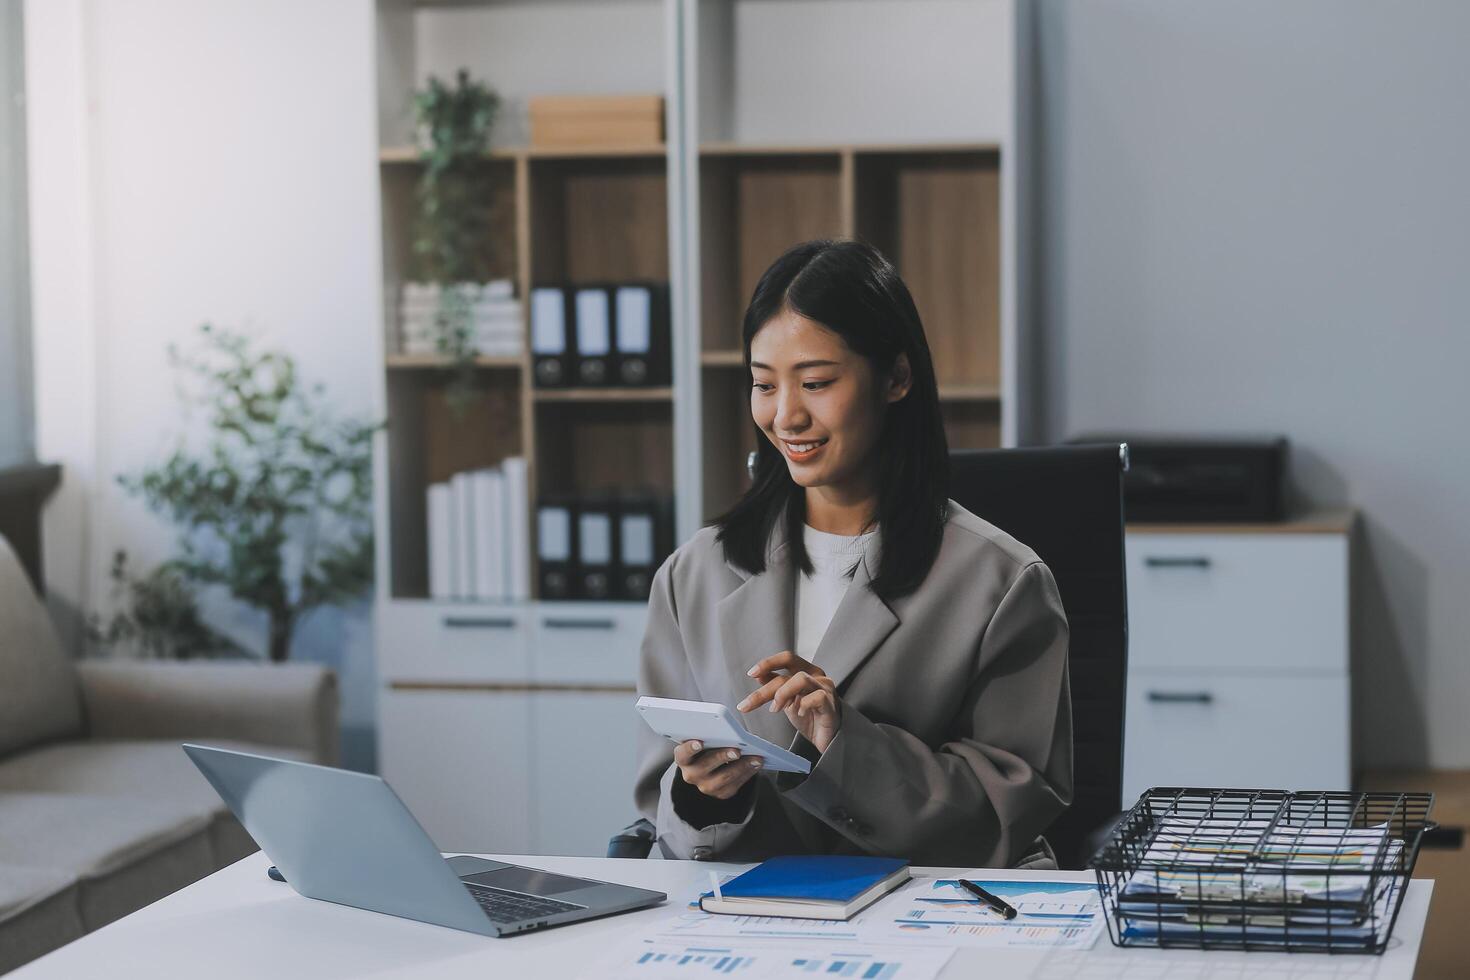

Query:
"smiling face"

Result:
[[749, 309, 911, 517]]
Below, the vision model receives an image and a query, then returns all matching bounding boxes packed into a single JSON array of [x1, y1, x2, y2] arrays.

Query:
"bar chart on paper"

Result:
[[582, 941, 953, 979], [863, 878, 1104, 949]]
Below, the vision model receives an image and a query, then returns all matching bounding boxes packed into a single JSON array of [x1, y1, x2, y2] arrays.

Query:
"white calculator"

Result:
[[634, 696, 813, 774]]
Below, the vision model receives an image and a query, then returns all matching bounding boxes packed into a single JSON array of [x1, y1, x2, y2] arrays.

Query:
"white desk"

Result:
[[12, 852, 1432, 979]]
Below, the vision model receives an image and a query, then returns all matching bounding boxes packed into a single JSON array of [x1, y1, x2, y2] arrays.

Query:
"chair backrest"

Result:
[[949, 445, 1128, 869]]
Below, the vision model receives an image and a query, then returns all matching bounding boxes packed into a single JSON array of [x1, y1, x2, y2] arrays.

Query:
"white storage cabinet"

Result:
[[1122, 512, 1355, 804]]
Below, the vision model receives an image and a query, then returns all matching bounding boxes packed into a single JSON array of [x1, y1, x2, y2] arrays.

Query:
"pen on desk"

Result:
[[957, 879, 1017, 919]]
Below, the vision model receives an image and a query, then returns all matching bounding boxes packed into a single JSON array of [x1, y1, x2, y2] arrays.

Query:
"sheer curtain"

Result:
[[0, 0, 33, 467]]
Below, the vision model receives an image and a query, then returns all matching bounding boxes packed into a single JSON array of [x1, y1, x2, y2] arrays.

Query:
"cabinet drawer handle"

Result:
[[542, 617, 617, 630], [1147, 690, 1215, 704], [442, 616, 518, 630], [1144, 556, 1212, 569]]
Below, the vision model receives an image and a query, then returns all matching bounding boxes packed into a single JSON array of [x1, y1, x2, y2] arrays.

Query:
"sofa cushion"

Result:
[[0, 792, 215, 933], [0, 738, 311, 823], [0, 792, 210, 879], [0, 862, 83, 974], [0, 535, 83, 757]]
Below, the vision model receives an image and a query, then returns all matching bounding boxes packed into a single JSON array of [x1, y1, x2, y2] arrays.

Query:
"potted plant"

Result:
[[103, 324, 378, 663]]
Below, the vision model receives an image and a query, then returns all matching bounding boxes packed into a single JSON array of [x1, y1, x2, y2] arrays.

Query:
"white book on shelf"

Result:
[[426, 482, 453, 601], [500, 456, 531, 601], [450, 471, 477, 600], [470, 467, 505, 601], [398, 338, 523, 356], [401, 319, 521, 333], [402, 280, 514, 303], [399, 299, 521, 318], [398, 314, 522, 332]]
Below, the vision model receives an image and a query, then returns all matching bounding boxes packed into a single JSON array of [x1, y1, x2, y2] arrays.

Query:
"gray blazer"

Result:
[[633, 499, 1073, 868]]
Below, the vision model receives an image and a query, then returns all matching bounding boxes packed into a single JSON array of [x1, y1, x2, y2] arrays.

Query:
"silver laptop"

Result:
[[182, 743, 666, 937]]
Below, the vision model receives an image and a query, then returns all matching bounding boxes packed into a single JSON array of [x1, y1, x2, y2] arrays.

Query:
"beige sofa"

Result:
[[0, 536, 339, 974]]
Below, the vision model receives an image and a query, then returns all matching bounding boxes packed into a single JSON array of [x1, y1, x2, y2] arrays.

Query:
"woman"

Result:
[[633, 239, 1072, 868]]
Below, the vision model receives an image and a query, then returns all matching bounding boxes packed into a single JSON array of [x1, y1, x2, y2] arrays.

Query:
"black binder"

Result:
[[535, 497, 577, 600], [573, 286, 613, 386], [614, 492, 674, 600], [531, 286, 573, 387], [612, 282, 671, 387], [575, 495, 616, 600]]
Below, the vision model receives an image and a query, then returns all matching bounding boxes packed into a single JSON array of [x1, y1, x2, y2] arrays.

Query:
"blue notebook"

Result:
[[698, 855, 910, 920]]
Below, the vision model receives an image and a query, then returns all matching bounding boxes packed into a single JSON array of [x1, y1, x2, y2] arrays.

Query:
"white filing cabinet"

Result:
[[376, 601, 646, 856], [1121, 511, 1355, 803]]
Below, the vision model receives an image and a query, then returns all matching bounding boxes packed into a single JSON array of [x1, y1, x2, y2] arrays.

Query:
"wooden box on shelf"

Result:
[[529, 94, 665, 148]]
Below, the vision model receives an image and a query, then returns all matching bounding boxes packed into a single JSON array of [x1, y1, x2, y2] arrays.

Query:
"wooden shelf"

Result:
[[533, 387, 673, 403], [386, 354, 523, 370], [855, 149, 1002, 392], [378, 145, 432, 164], [940, 400, 1001, 451], [696, 144, 1005, 516], [699, 141, 1000, 157], [1126, 509, 1358, 536], [380, 143, 666, 165], [699, 152, 844, 355], [382, 102, 1007, 597], [383, 142, 997, 166], [535, 399, 673, 501], [529, 156, 668, 285], [523, 143, 666, 160], [702, 365, 1000, 394], [938, 383, 1002, 401]]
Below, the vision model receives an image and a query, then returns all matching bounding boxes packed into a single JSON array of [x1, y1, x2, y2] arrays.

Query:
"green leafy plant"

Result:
[[113, 324, 378, 662], [86, 550, 252, 660], [412, 69, 502, 406]]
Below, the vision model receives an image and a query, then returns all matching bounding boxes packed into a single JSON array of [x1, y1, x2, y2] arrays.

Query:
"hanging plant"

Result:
[[411, 70, 502, 410]]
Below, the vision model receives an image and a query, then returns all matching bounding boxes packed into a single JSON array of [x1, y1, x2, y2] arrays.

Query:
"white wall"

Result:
[[718, 0, 1010, 145], [1032, 0, 1470, 768], [26, 0, 382, 768]]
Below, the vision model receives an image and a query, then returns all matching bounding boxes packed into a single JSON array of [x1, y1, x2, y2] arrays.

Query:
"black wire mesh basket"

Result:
[[1090, 788, 1435, 954]]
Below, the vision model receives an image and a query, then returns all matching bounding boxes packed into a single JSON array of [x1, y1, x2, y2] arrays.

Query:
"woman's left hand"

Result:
[[736, 651, 842, 754]]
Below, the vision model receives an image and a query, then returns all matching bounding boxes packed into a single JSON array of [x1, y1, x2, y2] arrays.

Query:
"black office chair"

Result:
[[608, 444, 1130, 866], [949, 444, 1129, 869]]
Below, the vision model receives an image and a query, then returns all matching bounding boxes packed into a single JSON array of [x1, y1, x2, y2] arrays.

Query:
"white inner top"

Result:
[[795, 523, 878, 664]]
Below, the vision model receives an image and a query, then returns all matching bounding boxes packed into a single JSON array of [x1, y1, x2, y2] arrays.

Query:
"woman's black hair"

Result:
[[712, 239, 950, 603]]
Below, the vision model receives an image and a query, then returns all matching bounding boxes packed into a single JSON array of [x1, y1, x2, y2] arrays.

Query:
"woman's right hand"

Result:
[[673, 740, 763, 800]]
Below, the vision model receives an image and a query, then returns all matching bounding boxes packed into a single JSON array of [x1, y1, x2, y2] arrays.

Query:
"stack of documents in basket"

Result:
[[400, 281, 522, 356], [1115, 816, 1401, 942]]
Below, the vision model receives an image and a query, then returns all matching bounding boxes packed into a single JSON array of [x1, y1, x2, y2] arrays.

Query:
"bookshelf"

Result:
[[377, 144, 674, 600], [693, 142, 1006, 520], [373, 0, 1022, 856]]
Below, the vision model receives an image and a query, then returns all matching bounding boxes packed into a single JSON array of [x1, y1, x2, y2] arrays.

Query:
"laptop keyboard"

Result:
[[465, 883, 586, 924]]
